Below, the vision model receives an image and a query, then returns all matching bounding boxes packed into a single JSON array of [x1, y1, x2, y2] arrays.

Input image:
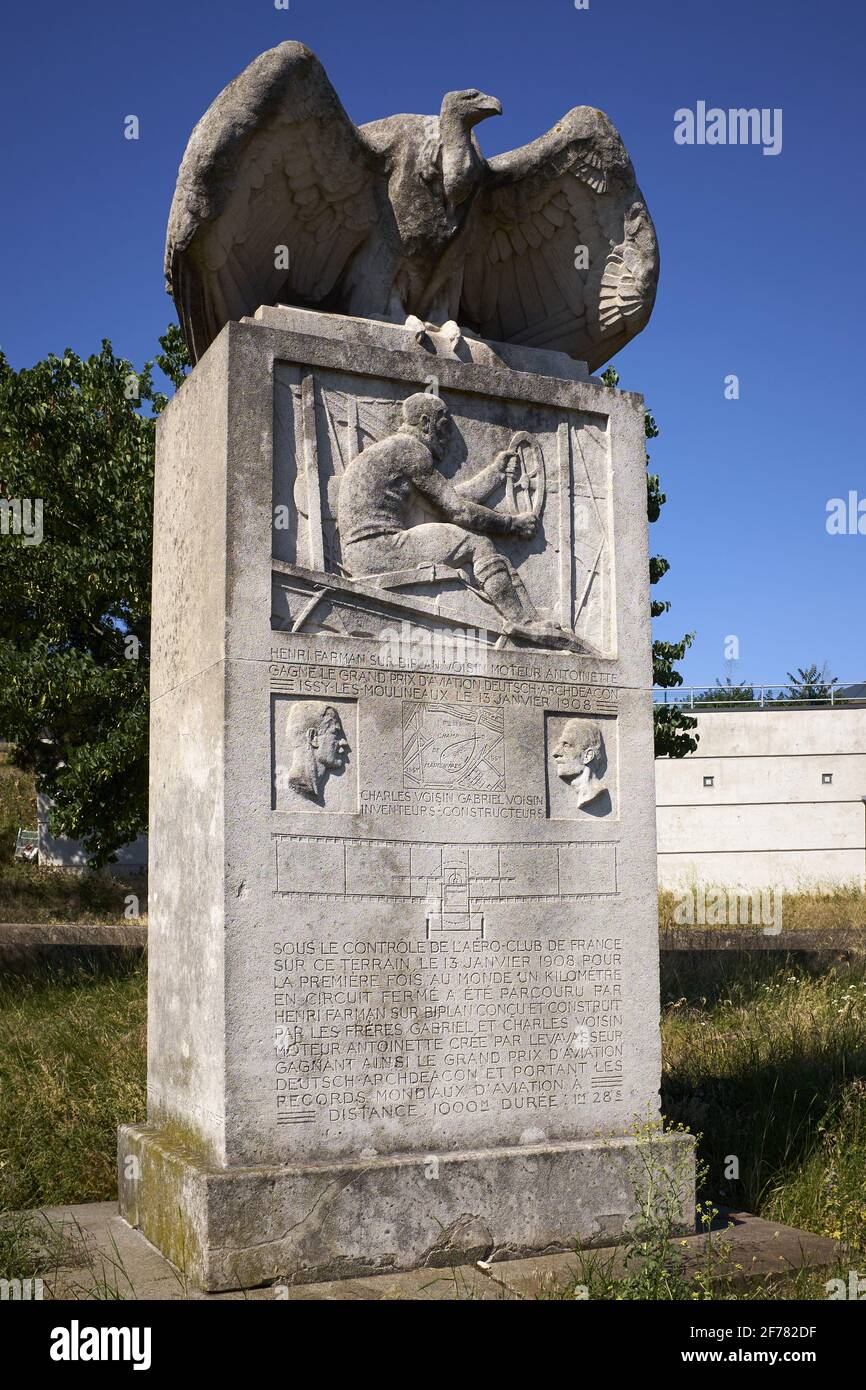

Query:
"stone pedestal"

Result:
[[119, 306, 693, 1291]]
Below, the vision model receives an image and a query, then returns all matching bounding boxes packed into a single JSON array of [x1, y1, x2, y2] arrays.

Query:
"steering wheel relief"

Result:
[[504, 431, 546, 520]]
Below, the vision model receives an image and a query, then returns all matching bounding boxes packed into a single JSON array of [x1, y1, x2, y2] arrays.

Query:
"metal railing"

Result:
[[653, 684, 866, 710]]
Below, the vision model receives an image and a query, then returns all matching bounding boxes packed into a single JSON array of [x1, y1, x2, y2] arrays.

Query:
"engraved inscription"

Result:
[[272, 934, 627, 1132], [269, 658, 619, 716]]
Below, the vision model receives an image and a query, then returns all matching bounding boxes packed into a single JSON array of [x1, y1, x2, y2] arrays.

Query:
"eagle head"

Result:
[[441, 89, 503, 130]]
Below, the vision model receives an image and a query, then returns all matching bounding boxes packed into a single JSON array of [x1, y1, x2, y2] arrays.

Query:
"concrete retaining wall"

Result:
[[656, 708, 866, 889]]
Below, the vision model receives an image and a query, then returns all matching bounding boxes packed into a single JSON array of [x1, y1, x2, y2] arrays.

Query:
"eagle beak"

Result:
[[479, 94, 503, 118]]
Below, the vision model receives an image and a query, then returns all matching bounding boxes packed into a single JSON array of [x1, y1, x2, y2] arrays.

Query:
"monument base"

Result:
[[118, 1124, 694, 1292]]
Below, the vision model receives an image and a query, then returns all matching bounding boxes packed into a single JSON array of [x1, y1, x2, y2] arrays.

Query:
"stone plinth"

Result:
[[119, 306, 693, 1290]]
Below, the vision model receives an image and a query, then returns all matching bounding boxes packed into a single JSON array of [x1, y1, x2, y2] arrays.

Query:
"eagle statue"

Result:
[[166, 42, 659, 369]]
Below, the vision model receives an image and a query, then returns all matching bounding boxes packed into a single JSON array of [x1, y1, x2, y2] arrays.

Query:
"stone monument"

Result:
[[119, 40, 694, 1290]]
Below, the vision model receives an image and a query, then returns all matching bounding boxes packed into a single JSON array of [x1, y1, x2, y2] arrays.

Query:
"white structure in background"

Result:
[[36, 793, 147, 871], [656, 700, 866, 890]]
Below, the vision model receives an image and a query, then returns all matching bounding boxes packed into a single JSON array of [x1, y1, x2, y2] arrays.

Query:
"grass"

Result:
[[0, 862, 147, 924], [0, 956, 146, 1210], [0, 1207, 161, 1299], [0, 750, 36, 864], [543, 955, 866, 1299], [661, 953, 866, 1261], [0, 750, 147, 923], [659, 884, 866, 933], [0, 1209, 89, 1283]]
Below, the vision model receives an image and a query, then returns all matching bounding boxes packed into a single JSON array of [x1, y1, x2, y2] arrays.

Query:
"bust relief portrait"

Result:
[[551, 718, 609, 811], [285, 701, 351, 803]]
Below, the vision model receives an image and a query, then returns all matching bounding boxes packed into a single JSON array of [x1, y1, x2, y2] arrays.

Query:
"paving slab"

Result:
[[482, 1211, 841, 1298], [254, 1265, 510, 1301]]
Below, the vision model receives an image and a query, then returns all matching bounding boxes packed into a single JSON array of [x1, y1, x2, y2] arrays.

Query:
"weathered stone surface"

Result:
[[121, 305, 687, 1288], [118, 1127, 694, 1291], [24, 1199, 503, 1299], [252, 304, 592, 381], [30, 1201, 836, 1300], [0, 923, 145, 972], [166, 42, 658, 370]]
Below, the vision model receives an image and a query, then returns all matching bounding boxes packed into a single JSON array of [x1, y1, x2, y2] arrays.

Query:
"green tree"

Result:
[[601, 368, 697, 757], [693, 677, 757, 709], [778, 664, 838, 706], [0, 326, 189, 864]]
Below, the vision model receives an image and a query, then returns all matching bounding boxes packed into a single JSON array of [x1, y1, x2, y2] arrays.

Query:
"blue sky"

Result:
[[2, 0, 863, 688]]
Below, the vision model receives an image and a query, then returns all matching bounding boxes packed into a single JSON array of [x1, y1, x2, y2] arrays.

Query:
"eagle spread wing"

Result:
[[165, 42, 380, 363], [455, 107, 659, 369]]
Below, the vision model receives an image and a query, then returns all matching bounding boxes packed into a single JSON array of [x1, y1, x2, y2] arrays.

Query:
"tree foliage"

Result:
[[0, 326, 189, 864], [601, 368, 697, 757], [693, 677, 758, 708], [693, 665, 840, 709], [779, 664, 838, 704]]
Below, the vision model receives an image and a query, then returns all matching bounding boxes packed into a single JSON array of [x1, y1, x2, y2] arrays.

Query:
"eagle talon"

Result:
[[404, 314, 429, 345], [440, 320, 463, 351]]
